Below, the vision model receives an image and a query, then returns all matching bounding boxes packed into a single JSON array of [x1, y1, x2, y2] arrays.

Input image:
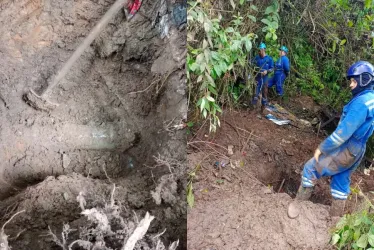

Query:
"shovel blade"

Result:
[[23, 89, 58, 112]]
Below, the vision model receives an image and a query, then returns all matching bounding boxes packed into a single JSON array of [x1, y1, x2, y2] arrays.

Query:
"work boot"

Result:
[[287, 186, 314, 219], [330, 199, 346, 217], [260, 104, 265, 114], [295, 185, 313, 201]]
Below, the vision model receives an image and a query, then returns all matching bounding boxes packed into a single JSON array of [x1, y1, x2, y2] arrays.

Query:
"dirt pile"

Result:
[[0, 0, 186, 249]]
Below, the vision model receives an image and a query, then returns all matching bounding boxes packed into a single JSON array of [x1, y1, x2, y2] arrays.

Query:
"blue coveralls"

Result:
[[251, 55, 274, 105], [268, 55, 290, 96], [301, 90, 374, 200]]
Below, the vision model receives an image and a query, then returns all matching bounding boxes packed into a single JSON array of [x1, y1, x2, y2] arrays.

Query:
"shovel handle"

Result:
[[43, 0, 128, 96]]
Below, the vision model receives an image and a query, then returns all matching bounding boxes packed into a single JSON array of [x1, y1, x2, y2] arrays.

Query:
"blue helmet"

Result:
[[279, 46, 288, 53], [259, 43, 266, 49], [347, 61, 374, 87]]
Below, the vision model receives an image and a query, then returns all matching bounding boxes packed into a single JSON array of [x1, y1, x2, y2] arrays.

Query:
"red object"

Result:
[[128, 0, 141, 16]]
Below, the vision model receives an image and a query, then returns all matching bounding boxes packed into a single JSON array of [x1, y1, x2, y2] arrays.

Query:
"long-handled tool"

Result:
[[23, 0, 128, 111]]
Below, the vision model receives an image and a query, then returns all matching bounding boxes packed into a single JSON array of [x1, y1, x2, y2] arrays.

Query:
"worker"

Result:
[[288, 61, 374, 218], [265, 46, 290, 104], [125, 0, 142, 20], [250, 43, 274, 112]]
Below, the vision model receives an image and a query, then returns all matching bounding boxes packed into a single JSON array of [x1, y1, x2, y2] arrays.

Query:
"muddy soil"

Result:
[[0, 0, 187, 249], [187, 101, 374, 249]]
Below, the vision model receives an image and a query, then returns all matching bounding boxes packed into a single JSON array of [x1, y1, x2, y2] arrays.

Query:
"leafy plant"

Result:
[[187, 1, 255, 132], [331, 203, 374, 250], [187, 164, 200, 208], [261, 0, 280, 41]]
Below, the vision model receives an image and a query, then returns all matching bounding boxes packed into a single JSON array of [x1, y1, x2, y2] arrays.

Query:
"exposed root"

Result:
[[122, 212, 155, 250], [0, 210, 25, 250]]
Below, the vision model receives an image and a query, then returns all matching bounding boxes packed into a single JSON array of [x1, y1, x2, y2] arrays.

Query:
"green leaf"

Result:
[[354, 229, 361, 241], [340, 39, 347, 46], [331, 234, 340, 245], [211, 51, 220, 60], [213, 64, 222, 77], [362, 215, 373, 225], [226, 27, 235, 33], [265, 5, 277, 15], [365, 0, 372, 9], [348, 20, 354, 27], [250, 5, 258, 11], [204, 21, 212, 33], [248, 15, 256, 22], [208, 85, 218, 95], [272, 33, 277, 41], [244, 38, 252, 51], [265, 32, 272, 40], [197, 75, 203, 83], [261, 18, 272, 26], [231, 40, 242, 51], [187, 184, 194, 208], [271, 21, 279, 29], [200, 98, 206, 112], [203, 39, 208, 49], [213, 103, 223, 113], [205, 72, 215, 86], [196, 53, 204, 64], [354, 217, 363, 227], [341, 230, 350, 244], [202, 109, 208, 118], [368, 234, 374, 246], [189, 63, 199, 72], [206, 96, 215, 102], [357, 234, 368, 248], [240, 0, 245, 5], [187, 121, 194, 128], [204, 97, 210, 110], [204, 49, 210, 62]]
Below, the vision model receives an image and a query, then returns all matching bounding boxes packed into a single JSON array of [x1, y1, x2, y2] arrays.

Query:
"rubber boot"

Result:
[[295, 185, 313, 201], [287, 186, 314, 219], [330, 199, 345, 217], [260, 104, 265, 114], [276, 95, 282, 105]]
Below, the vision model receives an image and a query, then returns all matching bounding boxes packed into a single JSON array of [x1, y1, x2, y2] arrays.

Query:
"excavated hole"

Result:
[[259, 166, 332, 206]]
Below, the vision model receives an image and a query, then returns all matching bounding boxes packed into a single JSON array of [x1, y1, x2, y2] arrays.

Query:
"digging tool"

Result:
[[23, 0, 129, 111]]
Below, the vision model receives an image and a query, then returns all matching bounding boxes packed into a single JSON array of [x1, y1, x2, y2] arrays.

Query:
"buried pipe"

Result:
[[0, 122, 141, 200], [9, 122, 139, 151]]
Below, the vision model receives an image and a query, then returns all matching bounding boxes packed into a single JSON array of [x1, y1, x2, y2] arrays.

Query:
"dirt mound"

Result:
[[187, 176, 331, 249], [0, 0, 187, 248]]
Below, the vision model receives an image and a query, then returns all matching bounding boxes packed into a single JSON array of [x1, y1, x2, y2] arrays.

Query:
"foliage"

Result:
[[187, 1, 257, 132], [261, 1, 280, 41], [289, 38, 351, 110], [187, 0, 284, 132], [187, 164, 200, 208], [331, 199, 374, 250]]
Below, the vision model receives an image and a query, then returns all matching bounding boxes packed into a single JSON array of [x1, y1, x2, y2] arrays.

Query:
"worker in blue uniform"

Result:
[[250, 43, 274, 112], [266, 46, 290, 103], [288, 61, 374, 218]]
